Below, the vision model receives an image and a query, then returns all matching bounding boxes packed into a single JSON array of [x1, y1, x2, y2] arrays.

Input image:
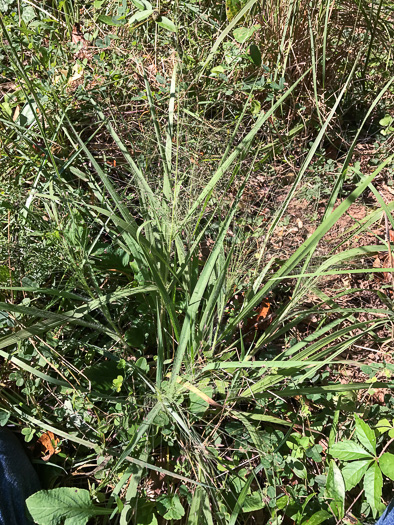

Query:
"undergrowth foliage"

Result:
[[0, 0, 394, 524]]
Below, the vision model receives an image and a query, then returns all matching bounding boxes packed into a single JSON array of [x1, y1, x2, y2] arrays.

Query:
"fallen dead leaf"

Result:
[[36, 431, 60, 461], [256, 299, 270, 322]]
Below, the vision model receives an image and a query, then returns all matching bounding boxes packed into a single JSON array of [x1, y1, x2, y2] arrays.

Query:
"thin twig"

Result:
[[380, 437, 394, 457], [345, 488, 365, 520]]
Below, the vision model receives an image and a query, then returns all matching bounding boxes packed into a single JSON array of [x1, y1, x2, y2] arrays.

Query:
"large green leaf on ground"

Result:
[[26, 488, 112, 525]]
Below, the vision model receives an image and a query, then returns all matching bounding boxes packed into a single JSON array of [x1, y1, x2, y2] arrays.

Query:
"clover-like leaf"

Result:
[[379, 115, 393, 127]]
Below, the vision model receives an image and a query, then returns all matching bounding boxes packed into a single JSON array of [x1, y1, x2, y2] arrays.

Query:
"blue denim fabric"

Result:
[[0, 429, 40, 525], [376, 501, 394, 525]]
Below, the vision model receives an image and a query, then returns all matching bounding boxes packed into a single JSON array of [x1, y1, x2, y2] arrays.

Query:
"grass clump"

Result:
[[1, 0, 394, 524]]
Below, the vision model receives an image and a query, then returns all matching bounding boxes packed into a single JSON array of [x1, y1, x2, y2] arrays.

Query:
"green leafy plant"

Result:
[[26, 488, 113, 525], [379, 114, 394, 136], [1, 0, 394, 523], [329, 415, 394, 518]]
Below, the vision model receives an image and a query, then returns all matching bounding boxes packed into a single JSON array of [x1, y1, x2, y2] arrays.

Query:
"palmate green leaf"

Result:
[[355, 414, 376, 456], [330, 441, 373, 461], [326, 460, 345, 520], [26, 488, 112, 525], [379, 452, 394, 480], [364, 462, 384, 518], [342, 459, 372, 490]]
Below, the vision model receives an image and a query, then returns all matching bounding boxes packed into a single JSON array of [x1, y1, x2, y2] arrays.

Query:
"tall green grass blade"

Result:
[[183, 70, 310, 225], [188, 486, 213, 525], [324, 76, 394, 219], [253, 381, 393, 398], [169, 178, 248, 387], [116, 402, 162, 468], [224, 154, 393, 337], [143, 71, 172, 203], [266, 56, 359, 255], [0, 286, 155, 350]]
